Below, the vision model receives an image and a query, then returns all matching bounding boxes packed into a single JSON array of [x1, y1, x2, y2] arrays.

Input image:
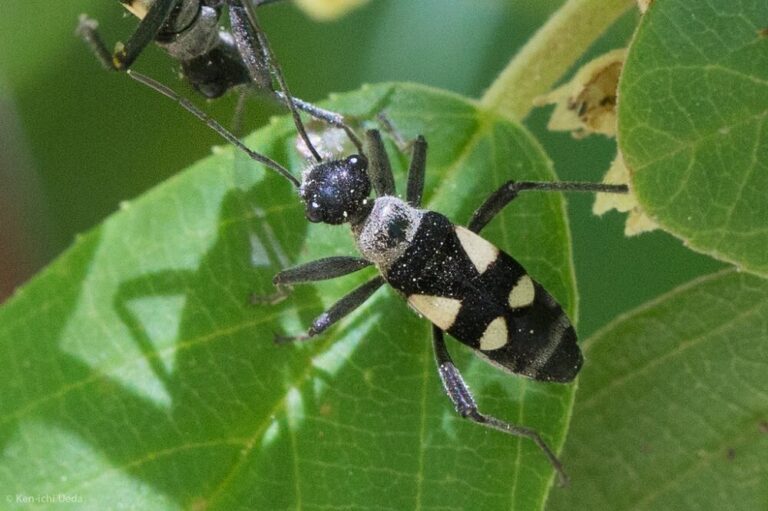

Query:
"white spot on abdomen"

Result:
[[479, 316, 508, 351], [455, 226, 498, 274], [408, 294, 462, 330], [508, 275, 535, 308]]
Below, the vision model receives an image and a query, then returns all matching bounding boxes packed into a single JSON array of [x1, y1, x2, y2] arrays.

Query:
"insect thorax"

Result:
[[352, 196, 425, 270]]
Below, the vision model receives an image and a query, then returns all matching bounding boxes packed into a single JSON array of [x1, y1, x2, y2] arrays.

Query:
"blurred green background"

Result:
[[0, 0, 722, 335]]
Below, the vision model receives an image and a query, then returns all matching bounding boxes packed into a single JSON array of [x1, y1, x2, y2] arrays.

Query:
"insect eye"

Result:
[[346, 154, 368, 171], [305, 200, 324, 223]]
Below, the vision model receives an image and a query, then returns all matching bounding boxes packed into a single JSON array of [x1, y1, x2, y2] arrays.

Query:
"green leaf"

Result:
[[618, 0, 768, 276], [549, 269, 768, 511], [0, 83, 579, 510]]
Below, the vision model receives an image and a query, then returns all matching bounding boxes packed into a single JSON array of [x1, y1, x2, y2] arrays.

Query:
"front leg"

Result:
[[251, 256, 372, 305], [405, 135, 427, 207], [366, 129, 397, 197], [370, 115, 427, 207], [364, 127, 428, 207]]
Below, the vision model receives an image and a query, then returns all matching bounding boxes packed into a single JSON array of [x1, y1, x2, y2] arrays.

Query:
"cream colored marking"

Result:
[[479, 316, 508, 351], [122, 0, 150, 19], [408, 295, 462, 330], [508, 275, 535, 308], [455, 226, 498, 274]]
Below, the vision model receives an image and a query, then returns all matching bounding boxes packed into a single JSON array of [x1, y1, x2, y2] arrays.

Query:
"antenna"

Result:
[[128, 70, 300, 188]]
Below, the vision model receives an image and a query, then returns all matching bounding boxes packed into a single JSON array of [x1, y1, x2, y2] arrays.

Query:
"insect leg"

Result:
[[277, 94, 365, 153], [372, 115, 426, 205], [275, 276, 385, 343], [253, 256, 372, 305], [128, 70, 299, 186], [76, 16, 115, 70], [366, 129, 397, 197], [234, 0, 366, 155], [273, 257, 373, 285], [432, 326, 569, 486], [226, 1, 272, 89], [228, 1, 324, 162], [76, 0, 178, 70], [405, 136, 427, 207], [468, 181, 629, 234]]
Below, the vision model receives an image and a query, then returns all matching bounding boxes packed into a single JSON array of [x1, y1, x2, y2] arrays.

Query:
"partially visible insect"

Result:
[[83, 1, 629, 485], [76, 0, 363, 159]]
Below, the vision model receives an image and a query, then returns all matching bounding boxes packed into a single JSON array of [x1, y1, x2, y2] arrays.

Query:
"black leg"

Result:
[[227, 1, 273, 89], [274, 256, 372, 285], [128, 71, 299, 187], [468, 181, 629, 234], [432, 326, 569, 486], [373, 115, 427, 206], [116, 0, 178, 69], [230, 0, 324, 162], [406, 136, 427, 207], [276, 276, 386, 343], [76, 0, 177, 70], [238, 1, 366, 158], [252, 256, 372, 305], [233, 0, 365, 155], [366, 129, 396, 197]]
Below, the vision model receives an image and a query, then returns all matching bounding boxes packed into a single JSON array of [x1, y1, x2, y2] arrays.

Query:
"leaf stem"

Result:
[[480, 0, 634, 121]]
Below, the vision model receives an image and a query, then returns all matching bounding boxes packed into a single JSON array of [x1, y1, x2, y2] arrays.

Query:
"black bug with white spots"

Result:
[[267, 123, 626, 486], [99, 5, 629, 484], [126, 72, 628, 484]]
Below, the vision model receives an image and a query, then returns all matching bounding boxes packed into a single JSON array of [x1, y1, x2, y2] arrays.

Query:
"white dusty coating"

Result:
[[407, 295, 462, 330], [454, 226, 499, 274], [353, 196, 424, 269], [479, 316, 508, 351], [508, 275, 535, 308]]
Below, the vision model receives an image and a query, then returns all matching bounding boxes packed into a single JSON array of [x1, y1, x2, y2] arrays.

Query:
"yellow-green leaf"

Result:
[[550, 269, 768, 510], [619, 0, 768, 276]]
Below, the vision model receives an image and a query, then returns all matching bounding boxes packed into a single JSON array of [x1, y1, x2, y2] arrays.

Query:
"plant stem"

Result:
[[481, 0, 634, 121]]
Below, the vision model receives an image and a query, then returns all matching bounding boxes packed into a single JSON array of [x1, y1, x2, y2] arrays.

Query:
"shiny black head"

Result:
[[300, 155, 371, 224]]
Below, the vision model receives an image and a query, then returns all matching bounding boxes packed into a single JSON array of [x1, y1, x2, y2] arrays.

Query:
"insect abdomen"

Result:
[[386, 212, 582, 382]]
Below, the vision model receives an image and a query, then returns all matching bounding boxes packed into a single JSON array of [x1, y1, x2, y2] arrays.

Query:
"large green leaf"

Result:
[[549, 269, 768, 511], [618, 0, 768, 276], [0, 83, 580, 510]]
